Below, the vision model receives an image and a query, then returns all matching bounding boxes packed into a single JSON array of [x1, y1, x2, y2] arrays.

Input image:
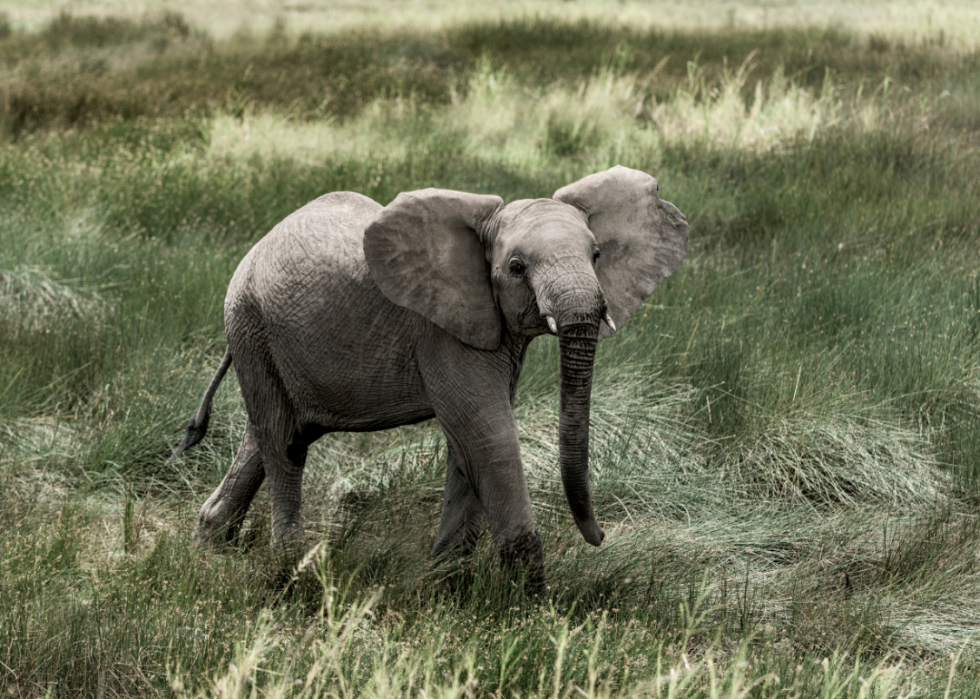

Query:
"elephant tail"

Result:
[[166, 349, 233, 465]]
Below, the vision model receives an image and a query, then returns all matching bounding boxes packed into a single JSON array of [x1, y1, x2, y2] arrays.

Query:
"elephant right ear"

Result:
[[364, 189, 504, 350]]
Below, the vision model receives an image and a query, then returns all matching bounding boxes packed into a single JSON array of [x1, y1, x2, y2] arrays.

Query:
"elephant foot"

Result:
[[192, 514, 239, 551], [427, 555, 478, 599], [270, 517, 305, 546], [500, 530, 547, 596], [192, 496, 248, 551]]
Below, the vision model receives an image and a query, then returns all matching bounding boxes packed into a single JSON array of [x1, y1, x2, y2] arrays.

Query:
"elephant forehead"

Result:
[[496, 199, 592, 248]]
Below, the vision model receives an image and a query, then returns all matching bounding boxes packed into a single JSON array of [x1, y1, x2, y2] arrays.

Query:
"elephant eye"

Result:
[[592, 248, 601, 264], [509, 259, 526, 276]]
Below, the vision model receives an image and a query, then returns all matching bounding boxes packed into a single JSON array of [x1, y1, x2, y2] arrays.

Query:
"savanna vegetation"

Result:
[[1, 2, 980, 696]]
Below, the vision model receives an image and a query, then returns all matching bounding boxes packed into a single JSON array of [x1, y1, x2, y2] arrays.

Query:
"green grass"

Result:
[[2, 6, 980, 698]]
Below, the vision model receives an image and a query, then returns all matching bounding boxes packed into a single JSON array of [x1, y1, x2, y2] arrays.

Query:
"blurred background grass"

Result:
[[1, 3, 980, 697]]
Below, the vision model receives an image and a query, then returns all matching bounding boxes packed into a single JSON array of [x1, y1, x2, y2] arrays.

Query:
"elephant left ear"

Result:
[[554, 166, 689, 340]]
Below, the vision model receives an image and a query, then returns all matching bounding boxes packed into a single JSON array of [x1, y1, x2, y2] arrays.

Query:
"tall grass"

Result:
[[1, 8, 980, 697]]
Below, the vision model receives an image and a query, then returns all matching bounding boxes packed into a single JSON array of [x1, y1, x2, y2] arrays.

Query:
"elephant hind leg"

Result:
[[260, 424, 325, 544], [262, 440, 307, 543], [193, 421, 264, 548], [229, 336, 311, 545]]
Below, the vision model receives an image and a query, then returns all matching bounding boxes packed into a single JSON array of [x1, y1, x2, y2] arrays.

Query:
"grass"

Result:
[[2, 4, 980, 697], [3, 1, 980, 47]]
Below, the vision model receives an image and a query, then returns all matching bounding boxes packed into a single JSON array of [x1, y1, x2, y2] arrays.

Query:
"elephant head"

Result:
[[364, 166, 688, 547]]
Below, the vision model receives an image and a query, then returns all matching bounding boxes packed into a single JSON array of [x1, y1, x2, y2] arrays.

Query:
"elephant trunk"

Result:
[[557, 315, 605, 546]]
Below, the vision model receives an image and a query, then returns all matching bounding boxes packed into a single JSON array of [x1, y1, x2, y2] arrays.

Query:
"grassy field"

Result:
[[1, 2, 980, 697]]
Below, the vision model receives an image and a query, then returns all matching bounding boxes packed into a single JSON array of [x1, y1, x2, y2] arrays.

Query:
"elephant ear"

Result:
[[554, 166, 689, 341], [364, 188, 504, 350]]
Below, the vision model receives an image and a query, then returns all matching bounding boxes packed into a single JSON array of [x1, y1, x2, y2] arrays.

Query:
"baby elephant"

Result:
[[170, 166, 688, 591]]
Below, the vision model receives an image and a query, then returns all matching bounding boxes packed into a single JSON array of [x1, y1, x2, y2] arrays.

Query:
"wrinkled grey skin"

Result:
[[169, 165, 688, 590]]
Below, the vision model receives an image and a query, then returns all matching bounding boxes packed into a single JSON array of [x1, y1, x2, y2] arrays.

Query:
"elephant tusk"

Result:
[[546, 315, 558, 335], [603, 312, 616, 333]]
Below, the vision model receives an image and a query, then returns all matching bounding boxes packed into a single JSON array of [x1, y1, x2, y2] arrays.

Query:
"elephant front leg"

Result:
[[488, 487, 545, 596], [193, 423, 265, 548], [422, 338, 546, 594], [435, 409, 546, 595], [432, 443, 486, 560]]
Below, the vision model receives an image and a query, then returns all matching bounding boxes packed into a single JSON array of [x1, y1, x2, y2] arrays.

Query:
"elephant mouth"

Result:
[[517, 295, 558, 335]]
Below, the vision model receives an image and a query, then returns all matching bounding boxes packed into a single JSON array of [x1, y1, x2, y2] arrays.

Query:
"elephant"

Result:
[[168, 165, 688, 591]]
